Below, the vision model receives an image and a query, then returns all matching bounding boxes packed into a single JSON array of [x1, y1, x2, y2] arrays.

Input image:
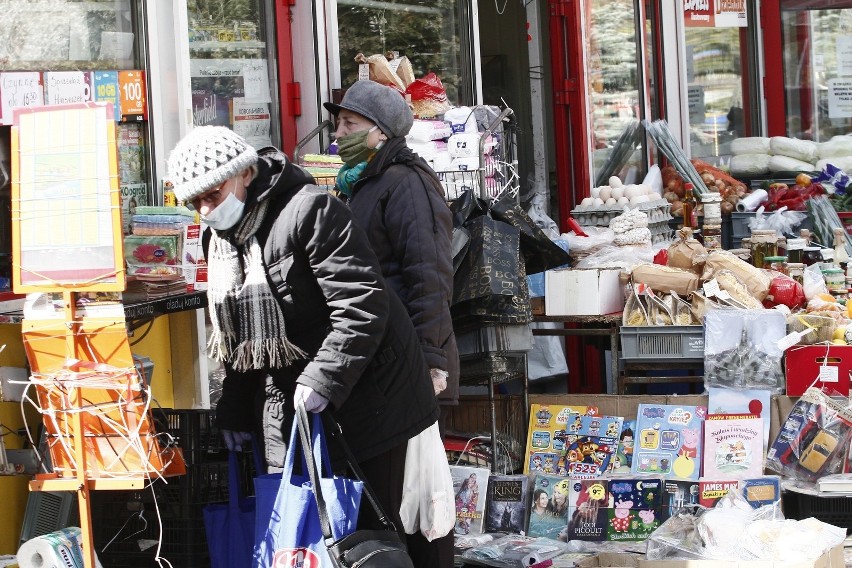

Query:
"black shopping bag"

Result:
[[452, 214, 520, 305]]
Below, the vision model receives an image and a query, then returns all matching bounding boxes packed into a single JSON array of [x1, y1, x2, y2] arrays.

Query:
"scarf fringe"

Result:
[[229, 338, 308, 372], [207, 330, 238, 362]]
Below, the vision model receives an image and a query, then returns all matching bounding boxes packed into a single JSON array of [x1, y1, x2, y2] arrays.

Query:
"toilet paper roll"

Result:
[[736, 189, 768, 212], [17, 527, 103, 568]]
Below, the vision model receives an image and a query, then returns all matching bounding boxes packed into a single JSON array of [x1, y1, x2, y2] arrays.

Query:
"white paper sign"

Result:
[[688, 85, 705, 123], [0, 72, 43, 125], [828, 78, 852, 118], [241, 59, 271, 103], [232, 97, 272, 149], [819, 365, 839, 384], [837, 37, 852, 77], [44, 71, 91, 105], [714, 0, 748, 28]]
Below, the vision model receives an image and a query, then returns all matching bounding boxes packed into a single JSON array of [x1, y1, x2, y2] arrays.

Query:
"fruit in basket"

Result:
[[833, 326, 848, 341]]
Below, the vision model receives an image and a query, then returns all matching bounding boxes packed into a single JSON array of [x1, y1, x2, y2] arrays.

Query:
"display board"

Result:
[[10, 102, 125, 292]]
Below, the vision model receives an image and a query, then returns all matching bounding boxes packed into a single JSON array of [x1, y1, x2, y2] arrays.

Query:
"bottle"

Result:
[[682, 183, 697, 230], [834, 227, 849, 270], [163, 180, 177, 207]]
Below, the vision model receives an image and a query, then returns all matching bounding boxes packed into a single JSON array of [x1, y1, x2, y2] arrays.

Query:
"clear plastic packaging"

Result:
[[766, 387, 852, 483], [460, 534, 571, 567], [703, 307, 787, 391]]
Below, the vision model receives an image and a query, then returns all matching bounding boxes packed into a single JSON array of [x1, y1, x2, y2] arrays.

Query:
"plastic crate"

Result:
[[782, 489, 852, 531], [151, 408, 226, 466], [620, 325, 705, 362], [730, 211, 814, 249]]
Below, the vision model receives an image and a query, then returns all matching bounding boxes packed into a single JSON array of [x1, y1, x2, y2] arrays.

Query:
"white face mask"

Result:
[[201, 183, 245, 231]]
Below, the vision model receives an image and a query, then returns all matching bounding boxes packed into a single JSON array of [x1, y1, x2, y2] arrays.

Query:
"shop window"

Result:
[[0, 0, 146, 289], [186, 0, 280, 149], [682, 3, 758, 164], [778, 1, 852, 142], [334, 0, 476, 105], [586, 0, 648, 186]]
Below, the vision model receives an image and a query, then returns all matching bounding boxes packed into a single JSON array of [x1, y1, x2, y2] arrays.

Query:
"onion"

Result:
[[663, 191, 679, 202], [721, 201, 735, 215]]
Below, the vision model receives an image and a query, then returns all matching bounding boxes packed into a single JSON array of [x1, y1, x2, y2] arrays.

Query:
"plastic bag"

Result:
[[399, 421, 455, 541], [642, 164, 663, 196], [766, 387, 852, 483], [803, 263, 829, 300], [575, 243, 664, 271], [748, 206, 808, 236], [526, 194, 560, 241], [622, 283, 651, 326], [405, 72, 451, 118], [527, 322, 568, 380], [763, 274, 805, 309], [703, 307, 786, 391]]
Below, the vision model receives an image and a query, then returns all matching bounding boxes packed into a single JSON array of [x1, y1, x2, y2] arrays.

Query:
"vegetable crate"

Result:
[[782, 489, 852, 531], [620, 325, 705, 363]]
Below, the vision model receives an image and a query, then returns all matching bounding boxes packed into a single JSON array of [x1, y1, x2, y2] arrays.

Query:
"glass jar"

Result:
[[786, 238, 806, 264], [750, 230, 778, 269], [703, 223, 722, 250], [823, 267, 845, 292], [764, 256, 788, 273], [821, 248, 835, 269], [803, 246, 824, 267], [788, 262, 805, 286], [701, 193, 722, 225]]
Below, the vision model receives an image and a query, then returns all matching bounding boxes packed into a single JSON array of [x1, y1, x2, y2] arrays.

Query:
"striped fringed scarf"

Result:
[[206, 199, 306, 371]]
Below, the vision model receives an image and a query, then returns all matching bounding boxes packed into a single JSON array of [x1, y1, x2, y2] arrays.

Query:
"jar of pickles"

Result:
[[803, 246, 824, 267], [750, 230, 778, 269], [788, 262, 805, 286], [763, 256, 788, 273], [786, 238, 806, 264]]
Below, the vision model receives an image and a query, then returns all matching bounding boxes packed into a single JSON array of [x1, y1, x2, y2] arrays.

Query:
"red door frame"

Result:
[[762, 1, 787, 136], [275, 0, 299, 156]]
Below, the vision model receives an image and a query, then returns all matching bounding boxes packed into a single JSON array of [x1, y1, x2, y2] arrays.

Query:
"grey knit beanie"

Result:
[[324, 80, 414, 138], [167, 126, 259, 202]]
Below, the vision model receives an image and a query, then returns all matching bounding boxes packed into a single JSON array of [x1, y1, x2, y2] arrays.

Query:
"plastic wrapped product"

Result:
[[768, 155, 816, 173], [816, 157, 852, 174], [407, 119, 453, 142], [730, 154, 772, 177], [443, 106, 479, 134], [769, 137, 819, 164], [817, 136, 852, 159], [731, 136, 771, 155]]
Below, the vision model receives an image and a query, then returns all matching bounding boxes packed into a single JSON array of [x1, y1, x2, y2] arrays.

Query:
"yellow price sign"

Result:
[[588, 483, 606, 500]]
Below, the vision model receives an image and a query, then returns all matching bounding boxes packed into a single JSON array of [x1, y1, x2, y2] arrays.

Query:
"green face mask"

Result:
[[337, 126, 379, 167]]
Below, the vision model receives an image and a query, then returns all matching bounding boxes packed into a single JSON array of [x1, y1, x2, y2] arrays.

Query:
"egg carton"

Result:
[[571, 199, 671, 227]]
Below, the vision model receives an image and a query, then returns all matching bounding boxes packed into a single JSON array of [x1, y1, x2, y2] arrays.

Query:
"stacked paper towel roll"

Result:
[[17, 527, 103, 568]]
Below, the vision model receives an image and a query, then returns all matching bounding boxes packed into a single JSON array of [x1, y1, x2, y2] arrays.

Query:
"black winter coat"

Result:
[[347, 137, 460, 403], [214, 149, 439, 468]]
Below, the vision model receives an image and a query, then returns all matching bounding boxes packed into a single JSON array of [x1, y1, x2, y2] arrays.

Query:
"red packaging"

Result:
[[653, 249, 669, 266], [763, 275, 805, 309], [785, 345, 852, 397]]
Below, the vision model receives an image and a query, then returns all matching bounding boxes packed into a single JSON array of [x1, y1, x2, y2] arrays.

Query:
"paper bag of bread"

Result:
[[715, 270, 765, 309], [393, 56, 415, 87], [631, 264, 700, 296], [702, 249, 771, 301], [667, 227, 707, 274], [355, 53, 406, 91]]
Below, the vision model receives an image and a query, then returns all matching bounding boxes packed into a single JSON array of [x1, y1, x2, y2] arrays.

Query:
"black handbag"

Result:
[[295, 405, 415, 568]]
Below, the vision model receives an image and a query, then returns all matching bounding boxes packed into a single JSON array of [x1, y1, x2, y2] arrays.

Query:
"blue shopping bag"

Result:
[[253, 412, 363, 568], [203, 443, 263, 568]]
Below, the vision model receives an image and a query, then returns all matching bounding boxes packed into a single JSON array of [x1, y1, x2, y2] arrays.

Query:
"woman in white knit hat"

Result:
[[167, 126, 438, 554]]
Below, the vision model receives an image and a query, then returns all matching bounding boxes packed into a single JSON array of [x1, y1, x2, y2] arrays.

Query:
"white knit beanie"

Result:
[[167, 126, 259, 202]]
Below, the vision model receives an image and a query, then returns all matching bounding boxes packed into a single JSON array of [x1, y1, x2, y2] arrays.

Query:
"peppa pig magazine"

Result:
[[606, 477, 663, 541], [631, 403, 707, 480]]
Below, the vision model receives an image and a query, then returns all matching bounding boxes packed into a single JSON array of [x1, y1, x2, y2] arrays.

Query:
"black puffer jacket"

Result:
[[214, 149, 438, 467], [346, 137, 460, 403]]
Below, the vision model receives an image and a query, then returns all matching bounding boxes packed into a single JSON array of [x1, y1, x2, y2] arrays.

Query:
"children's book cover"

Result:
[[450, 465, 490, 536], [610, 420, 636, 475], [561, 415, 623, 479], [567, 479, 610, 541], [661, 479, 700, 521], [708, 386, 772, 451], [607, 478, 663, 541], [741, 476, 781, 508], [702, 414, 764, 479], [484, 474, 529, 534], [526, 474, 570, 541], [698, 479, 739, 508], [524, 404, 598, 475], [632, 403, 707, 480]]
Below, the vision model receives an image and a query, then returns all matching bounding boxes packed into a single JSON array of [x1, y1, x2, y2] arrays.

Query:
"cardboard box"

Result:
[[785, 345, 852, 397], [545, 268, 624, 316], [576, 552, 641, 567], [635, 544, 844, 567]]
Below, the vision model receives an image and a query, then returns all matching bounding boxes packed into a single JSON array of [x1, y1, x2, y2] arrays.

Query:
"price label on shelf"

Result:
[[118, 70, 147, 121]]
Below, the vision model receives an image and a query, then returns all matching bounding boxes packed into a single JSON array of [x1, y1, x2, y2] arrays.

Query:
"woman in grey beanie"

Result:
[[167, 126, 438, 563], [325, 80, 458, 568]]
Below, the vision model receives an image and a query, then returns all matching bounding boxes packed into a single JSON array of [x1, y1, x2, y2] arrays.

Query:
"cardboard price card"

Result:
[[119, 70, 147, 121]]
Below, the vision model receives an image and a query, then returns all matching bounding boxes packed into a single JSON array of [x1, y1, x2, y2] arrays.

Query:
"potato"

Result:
[[663, 191, 679, 202], [721, 201, 735, 214], [701, 172, 715, 186]]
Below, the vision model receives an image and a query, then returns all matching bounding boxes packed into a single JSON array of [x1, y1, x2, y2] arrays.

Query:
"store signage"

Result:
[[0, 72, 43, 126], [828, 79, 852, 118], [118, 70, 147, 121], [838, 37, 852, 77], [241, 59, 271, 103], [44, 71, 92, 106], [93, 71, 121, 121], [233, 98, 272, 149], [684, 0, 747, 28], [688, 85, 705, 122]]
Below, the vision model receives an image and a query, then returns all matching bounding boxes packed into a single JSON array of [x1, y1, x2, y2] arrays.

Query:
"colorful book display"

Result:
[[527, 474, 571, 541], [698, 479, 739, 508], [607, 478, 663, 541], [484, 475, 529, 534], [611, 419, 636, 474], [451, 465, 490, 537], [524, 404, 597, 475], [708, 387, 772, 450], [567, 479, 610, 541], [632, 403, 707, 480], [560, 415, 623, 479], [661, 479, 700, 521], [702, 414, 764, 479]]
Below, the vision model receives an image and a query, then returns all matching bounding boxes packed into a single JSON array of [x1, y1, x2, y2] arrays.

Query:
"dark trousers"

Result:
[[356, 439, 454, 568]]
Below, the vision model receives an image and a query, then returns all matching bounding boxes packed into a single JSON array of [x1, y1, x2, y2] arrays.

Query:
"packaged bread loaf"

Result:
[[715, 270, 765, 309], [355, 53, 406, 91], [702, 249, 771, 301], [631, 264, 700, 296], [667, 227, 707, 274]]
